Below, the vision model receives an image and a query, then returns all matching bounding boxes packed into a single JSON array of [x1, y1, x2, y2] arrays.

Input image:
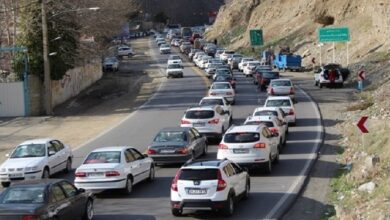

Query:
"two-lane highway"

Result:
[[60, 37, 323, 219]]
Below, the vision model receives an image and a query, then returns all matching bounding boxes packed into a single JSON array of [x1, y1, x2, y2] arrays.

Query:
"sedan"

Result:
[[103, 57, 119, 72], [74, 146, 154, 194], [147, 127, 208, 165], [208, 82, 235, 104], [0, 179, 94, 220], [0, 138, 73, 188], [166, 64, 184, 78], [213, 74, 237, 89], [267, 79, 295, 101], [264, 96, 296, 126], [159, 44, 171, 54]]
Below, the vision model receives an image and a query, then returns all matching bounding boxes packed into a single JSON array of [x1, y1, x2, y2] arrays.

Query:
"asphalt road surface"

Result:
[[57, 38, 323, 220]]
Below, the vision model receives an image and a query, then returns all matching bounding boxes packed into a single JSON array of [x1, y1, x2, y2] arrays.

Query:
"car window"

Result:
[[266, 99, 292, 107], [254, 110, 278, 117], [271, 80, 291, 87], [129, 149, 144, 160], [191, 129, 202, 138], [124, 150, 135, 163], [187, 131, 196, 142], [231, 163, 243, 174], [51, 140, 64, 152], [224, 132, 260, 143], [51, 185, 66, 202], [215, 106, 224, 115], [10, 144, 46, 158], [262, 128, 273, 138], [47, 143, 57, 154], [0, 186, 45, 204], [179, 169, 218, 180], [223, 164, 235, 177], [84, 151, 121, 164], [59, 181, 78, 197], [154, 131, 187, 142], [185, 110, 214, 119], [200, 98, 223, 106], [212, 83, 231, 90]]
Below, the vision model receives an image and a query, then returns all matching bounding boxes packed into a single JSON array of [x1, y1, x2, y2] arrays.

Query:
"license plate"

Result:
[[187, 188, 207, 195], [9, 173, 23, 178], [233, 149, 249, 154], [160, 149, 175, 153], [88, 172, 104, 177], [193, 122, 205, 127]]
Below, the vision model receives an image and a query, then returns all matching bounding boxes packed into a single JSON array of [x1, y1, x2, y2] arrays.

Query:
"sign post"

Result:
[[250, 29, 264, 51], [357, 67, 365, 92], [318, 27, 350, 65]]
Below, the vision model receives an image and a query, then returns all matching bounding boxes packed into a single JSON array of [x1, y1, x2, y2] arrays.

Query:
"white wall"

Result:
[[0, 82, 25, 117]]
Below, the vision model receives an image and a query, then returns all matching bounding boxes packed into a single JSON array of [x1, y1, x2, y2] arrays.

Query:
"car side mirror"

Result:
[[48, 150, 56, 156], [77, 188, 86, 194], [143, 154, 149, 158]]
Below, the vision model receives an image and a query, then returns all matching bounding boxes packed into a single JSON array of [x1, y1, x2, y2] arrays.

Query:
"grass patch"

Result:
[[218, 24, 247, 47], [366, 51, 390, 63], [345, 91, 374, 111]]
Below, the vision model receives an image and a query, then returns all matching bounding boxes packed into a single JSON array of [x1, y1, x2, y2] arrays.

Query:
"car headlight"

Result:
[[25, 166, 39, 172], [0, 168, 6, 172]]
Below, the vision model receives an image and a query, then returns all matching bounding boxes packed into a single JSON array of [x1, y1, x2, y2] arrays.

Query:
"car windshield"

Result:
[[245, 121, 274, 127], [215, 75, 232, 81], [254, 110, 278, 117], [185, 110, 215, 119], [266, 99, 292, 107], [169, 55, 181, 60], [161, 44, 168, 47], [271, 80, 292, 87], [168, 64, 182, 69], [105, 58, 116, 62], [248, 62, 260, 67], [263, 72, 279, 78], [179, 169, 218, 181], [200, 99, 223, 106], [84, 151, 121, 164], [212, 83, 231, 90], [154, 131, 187, 142], [215, 69, 230, 75], [224, 132, 260, 143], [0, 186, 45, 204], [10, 144, 46, 158]]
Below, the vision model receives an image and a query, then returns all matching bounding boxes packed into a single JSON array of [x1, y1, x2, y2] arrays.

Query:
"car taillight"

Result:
[[218, 143, 228, 149], [288, 109, 294, 115], [208, 118, 220, 124], [105, 171, 120, 177], [21, 215, 39, 220], [176, 148, 188, 154], [75, 172, 86, 177], [290, 87, 295, 94], [181, 119, 190, 124], [270, 128, 278, 133], [270, 88, 274, 95], [216, 170, 227, 191], [210, 92, 217, 96], [254, 143, 266, 148], [226, 92, 233, 95], [147, 149, 157, 155], [171, 170, 182, 191]]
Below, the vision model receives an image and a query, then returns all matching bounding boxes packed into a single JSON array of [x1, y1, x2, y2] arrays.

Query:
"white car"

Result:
[[314, 66, 344, 88], [117, 46, 134, 58], [155, 37, 165, 42], [243, 61, 261, 76], [252, 107, 289, 133], [180, 105, 231, 140], [244, 115, 287, 149], [74, 146, 154, 194], [219, 50, 235, 62], [194, 55, 207, 67], [214, 49, 225, 59], [264, 96, 296, 125], [159, 44, 171, 54], [238, 57, 254, 72], [167, 55, 182, 65], [199, 56, 213, 69], [103, 57, 119, 72], [208, 82, 235, 104], [166, 63, 184, 78], [267, 79, 295, 101], [170, 159, 250, 217], [199, 96, 233, 120], [0, 138, 73, 187], [192, 51, 206, 62], [217, 124, 279, 173]]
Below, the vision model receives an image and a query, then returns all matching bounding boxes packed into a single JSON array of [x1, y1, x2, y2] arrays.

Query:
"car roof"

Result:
[[10, 179, 66, 187], [211, 82, 231, 85], [254, 107, 281, 112], [158, 127, 191, 132], [19, 138, 53, 145], [91, 146, 132, 152], [183, 159, 228, 168], [227, 125, 264, 133], [270, 79, 292, 82], [186, 105, 216, 111], [246, 115, 276, 122], [201, 96, 224, 100], [266, 96, 292, 100]]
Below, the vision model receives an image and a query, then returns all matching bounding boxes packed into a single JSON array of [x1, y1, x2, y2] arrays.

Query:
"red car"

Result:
[[190, 33, 202, 44]]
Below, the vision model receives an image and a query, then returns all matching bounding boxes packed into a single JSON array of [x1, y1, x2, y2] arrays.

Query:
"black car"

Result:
[[147, 127, 208, 165], [0, 179, 94, 220], [214, 74, 237, 89], [256, 71, 280, 91]]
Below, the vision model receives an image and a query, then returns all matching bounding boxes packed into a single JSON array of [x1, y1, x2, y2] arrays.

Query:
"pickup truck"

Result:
[[273, 54, 302, 71]]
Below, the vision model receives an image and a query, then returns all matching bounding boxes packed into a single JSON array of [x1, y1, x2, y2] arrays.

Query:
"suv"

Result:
[[217, 124, 279, 173], [180, 105, 231, 140], [117, 46, 134, 58], [314, 65, 344, 88], [170, 159, 250, 216], [199, 96, 233, 121]]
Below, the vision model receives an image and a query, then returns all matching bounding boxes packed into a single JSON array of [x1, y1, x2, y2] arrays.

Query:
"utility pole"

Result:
[[41, 0, 52, 115]]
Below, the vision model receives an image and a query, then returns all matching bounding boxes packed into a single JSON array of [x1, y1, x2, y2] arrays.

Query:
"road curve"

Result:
[[59, 37, 323, 220]]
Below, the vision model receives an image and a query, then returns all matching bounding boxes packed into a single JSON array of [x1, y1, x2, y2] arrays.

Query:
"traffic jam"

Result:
[[0, 25, 335, 219]]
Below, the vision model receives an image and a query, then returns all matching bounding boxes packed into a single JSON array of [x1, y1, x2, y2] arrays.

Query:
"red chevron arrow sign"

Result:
[[358, 70, 365, 80], [357, 116, 369, 133]]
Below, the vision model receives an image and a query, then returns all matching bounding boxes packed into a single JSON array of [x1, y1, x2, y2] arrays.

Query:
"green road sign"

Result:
[[318, 27, 350, 42], [250, 29, 263, 46]]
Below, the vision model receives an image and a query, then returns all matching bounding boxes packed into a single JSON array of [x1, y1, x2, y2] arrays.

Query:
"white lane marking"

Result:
[[73, 38, 166, 152], [264, 86, 324, 220]]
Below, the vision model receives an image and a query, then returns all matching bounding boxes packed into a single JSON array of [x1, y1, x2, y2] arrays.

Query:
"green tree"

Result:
[[153, 12, 169, 24]]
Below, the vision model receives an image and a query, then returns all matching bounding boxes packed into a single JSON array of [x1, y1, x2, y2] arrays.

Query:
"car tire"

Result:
[[42, 167, 50, 179], [148, 166, 155, 182], [64, 158, 72, 173], [264, 156, 272, 174], [315, 81, 318, 86], [222, 194, 235, 217], [124, 177, 133, 195], [319, 83, 323, 88], [82, 199, 94, 220], [243, 179, 250, 200], [1, 182, 10, 188], [171, 208, 182, 216]]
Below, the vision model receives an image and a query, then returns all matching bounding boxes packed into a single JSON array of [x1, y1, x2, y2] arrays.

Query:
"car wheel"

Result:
[[171, 208, 182, 216], [148, 166, 155, 182], [124, 177, 133, 195], [315, 81, 318, 86], [64, 158, 72, 173], [264, 156, 272, 174], [42, 167, 50, 179], [319, 83, 323, 88], [222, 194, 235, 217], [1, 182, 10, 188], [243, 179, 250, 200], [82, 199, 94, 220]]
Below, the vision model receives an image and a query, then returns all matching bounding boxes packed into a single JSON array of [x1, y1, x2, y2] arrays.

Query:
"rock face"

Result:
[[358, 181, 376, 193]]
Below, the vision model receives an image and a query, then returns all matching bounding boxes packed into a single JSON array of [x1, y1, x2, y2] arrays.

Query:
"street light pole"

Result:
[[41, 0, 52, 115]]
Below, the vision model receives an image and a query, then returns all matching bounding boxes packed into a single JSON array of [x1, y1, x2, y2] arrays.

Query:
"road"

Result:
[[56, 37, 323, 220]]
